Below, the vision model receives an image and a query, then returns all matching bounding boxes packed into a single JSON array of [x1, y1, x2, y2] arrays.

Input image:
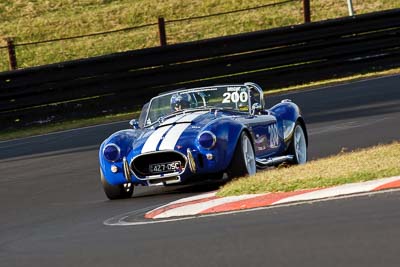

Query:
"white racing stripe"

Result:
[[176, 111, 208, 123], [142, 111, 208, 153], [158, 124, 190, 150], [159, 111, 208, 151], [160, 114, 186, 126], [141, 126, 172, 153]]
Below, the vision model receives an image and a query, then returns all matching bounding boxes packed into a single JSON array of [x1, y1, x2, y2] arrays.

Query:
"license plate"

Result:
[[149, 161, 181, 174]]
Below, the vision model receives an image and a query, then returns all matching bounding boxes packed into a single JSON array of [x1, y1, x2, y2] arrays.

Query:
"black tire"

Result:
[[287, 122, 307, 164], [227, 131, 256, 179], [100, 169, 133, 200]]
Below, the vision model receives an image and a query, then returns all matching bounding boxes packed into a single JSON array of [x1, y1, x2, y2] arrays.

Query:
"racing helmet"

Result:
[[170, 93, 191, 111]]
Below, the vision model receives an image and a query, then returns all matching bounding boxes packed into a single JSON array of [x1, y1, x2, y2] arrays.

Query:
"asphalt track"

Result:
[[1, 75, 400, 266]]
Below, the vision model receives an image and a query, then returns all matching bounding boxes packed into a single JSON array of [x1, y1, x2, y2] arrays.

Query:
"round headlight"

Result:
[[198, 131, 216, 149], [103, 144, 121, 162]]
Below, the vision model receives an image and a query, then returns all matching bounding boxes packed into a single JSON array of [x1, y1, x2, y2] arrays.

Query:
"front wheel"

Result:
[[227, 132, 257, 178], [288, 122, 307, 164], [100, 169, 134, 200]]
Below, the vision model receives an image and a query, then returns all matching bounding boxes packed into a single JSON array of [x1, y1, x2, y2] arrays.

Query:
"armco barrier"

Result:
[[0, 8, 400, 130]]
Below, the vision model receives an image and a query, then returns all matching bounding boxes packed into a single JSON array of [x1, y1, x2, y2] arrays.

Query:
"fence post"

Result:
[[5, 37, 17, 70], [303, 0, 311, 23], [347, 0, 355, 16], [158, 17, 167, 46]]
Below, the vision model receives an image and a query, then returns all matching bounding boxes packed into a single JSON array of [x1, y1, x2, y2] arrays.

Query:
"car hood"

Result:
[[131, 110, 221, 154]]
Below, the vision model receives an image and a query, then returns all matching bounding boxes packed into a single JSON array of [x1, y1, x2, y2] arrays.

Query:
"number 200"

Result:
[[222, 92, 248, 103]]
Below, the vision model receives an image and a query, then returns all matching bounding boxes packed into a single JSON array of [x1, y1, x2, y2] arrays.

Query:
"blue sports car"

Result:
[[99, 82, 308, 199]]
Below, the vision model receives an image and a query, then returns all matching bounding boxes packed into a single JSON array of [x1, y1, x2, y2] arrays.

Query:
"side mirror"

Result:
[[251, 103, 262, 115], [129, 119, 140, 129]]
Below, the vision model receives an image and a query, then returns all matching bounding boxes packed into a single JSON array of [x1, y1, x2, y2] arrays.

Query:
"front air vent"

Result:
[[130, 151, 187, 178]]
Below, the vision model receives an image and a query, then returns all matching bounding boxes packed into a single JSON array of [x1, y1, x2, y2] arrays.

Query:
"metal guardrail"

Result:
[[0, 8, 399, 130]]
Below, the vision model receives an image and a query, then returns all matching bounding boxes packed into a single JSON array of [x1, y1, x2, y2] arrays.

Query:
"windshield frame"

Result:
[[143, 84, 264, 128]]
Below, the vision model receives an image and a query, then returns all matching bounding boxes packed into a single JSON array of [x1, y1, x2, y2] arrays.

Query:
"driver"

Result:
[[170, 93, 191, 112]]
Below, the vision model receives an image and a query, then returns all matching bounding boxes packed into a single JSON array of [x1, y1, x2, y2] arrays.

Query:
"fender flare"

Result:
[[270, 101, 308, 147]]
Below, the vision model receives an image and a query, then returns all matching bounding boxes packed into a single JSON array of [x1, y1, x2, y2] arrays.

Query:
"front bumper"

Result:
[[101, 148, 225, 187]]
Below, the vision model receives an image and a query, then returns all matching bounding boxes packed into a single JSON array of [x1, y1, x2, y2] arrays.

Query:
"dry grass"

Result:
[[0, 0, 399, 71], [0, 111, 137, 141], [218, 142, 400, 196]]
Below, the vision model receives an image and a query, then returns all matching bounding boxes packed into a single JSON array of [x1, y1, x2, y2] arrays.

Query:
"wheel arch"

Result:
[[226, 130, 257, 178], [99, 129, 140, 186], [296, 116, 308, 146], [203, 117, 250, 171], [242, 127, 257, 152], [269, 101, 307, 148]]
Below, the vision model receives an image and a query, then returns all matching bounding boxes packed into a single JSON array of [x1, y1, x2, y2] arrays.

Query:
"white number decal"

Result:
[[240, 92, 248, 102], [222, 92, 231, 103], [231, 92, 240, 103], [222, 92, 248, 103], [268, 124, 279, 148]]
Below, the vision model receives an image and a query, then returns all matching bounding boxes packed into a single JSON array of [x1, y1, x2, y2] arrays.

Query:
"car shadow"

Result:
[[131, 179, 226, 199]]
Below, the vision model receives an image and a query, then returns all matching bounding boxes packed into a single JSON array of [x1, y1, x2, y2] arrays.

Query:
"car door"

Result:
[[242, 115, 281, 158]]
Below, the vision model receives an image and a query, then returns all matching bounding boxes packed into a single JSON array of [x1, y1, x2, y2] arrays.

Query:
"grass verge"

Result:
[[1, 67, 399, 142], [217, 142, 400, 197], [0, 112, 136, 141], [0, 0, 399, 71]]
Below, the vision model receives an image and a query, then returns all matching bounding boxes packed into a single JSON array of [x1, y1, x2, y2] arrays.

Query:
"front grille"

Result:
[[130, 151, 187, 178]]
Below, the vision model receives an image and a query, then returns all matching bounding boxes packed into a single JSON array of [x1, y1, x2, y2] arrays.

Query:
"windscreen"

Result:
[[145, 86, 250, 126]]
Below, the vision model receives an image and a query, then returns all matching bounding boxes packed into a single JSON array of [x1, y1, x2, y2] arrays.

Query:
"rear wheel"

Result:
[[100, 169, 134, 200], [288, 122, 307, 164], [227, 132, 256, 178]]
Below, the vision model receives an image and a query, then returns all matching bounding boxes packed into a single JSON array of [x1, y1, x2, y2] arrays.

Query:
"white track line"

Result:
[[104, 188, 400, 226], [275, 176, 400, 204], [148, 176, 400, 219], [152, 194, 265, 219]]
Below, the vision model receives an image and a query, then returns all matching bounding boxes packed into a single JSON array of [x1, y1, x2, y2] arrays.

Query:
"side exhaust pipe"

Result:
[[256, 155, 294, 169]]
